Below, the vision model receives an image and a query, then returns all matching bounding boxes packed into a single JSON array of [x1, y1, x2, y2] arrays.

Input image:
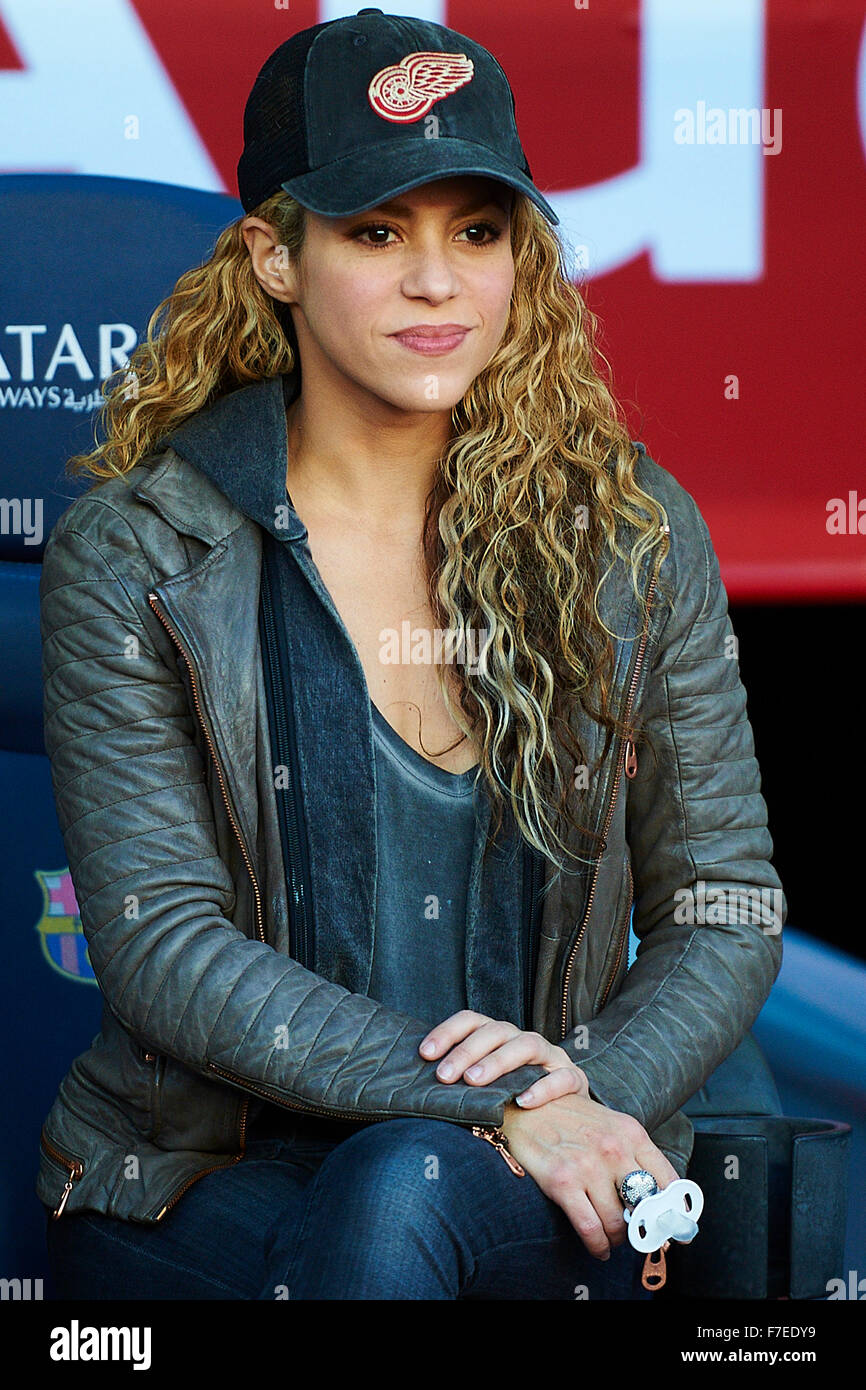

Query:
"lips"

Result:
[[390, 324, 471, 354], [394, 324, 471, 338]]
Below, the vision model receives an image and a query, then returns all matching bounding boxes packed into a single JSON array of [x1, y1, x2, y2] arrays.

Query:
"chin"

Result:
[[371, 382, 468, 415]]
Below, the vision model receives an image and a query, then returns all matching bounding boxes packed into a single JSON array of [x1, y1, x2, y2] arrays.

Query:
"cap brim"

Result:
[[279, 136, 559, 226]]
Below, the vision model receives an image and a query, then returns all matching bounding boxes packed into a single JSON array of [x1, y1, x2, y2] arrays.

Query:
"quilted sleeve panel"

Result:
[[40, 507, 548, 1127], [562, 476, 785, 1134]]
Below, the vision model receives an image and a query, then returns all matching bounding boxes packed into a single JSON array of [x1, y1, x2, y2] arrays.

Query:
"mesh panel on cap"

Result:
[[237, 22, 332, 212]]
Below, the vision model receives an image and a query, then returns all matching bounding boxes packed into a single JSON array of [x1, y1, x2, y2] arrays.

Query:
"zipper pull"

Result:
[[624, 738, 638, 779], [470, 1125, 526, 1176], [52, 1161, 84, 1219], [641, 1240, 670, 1291]]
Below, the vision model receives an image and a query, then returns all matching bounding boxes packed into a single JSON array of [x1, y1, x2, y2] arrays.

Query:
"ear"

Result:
[[241, 217, 300, 304]]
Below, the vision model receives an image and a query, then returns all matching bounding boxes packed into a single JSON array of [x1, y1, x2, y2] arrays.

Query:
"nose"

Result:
[[399, 239, 462, 302]]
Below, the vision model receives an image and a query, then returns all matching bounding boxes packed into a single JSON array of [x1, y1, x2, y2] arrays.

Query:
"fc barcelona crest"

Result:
[[33, 868, 97, 985]]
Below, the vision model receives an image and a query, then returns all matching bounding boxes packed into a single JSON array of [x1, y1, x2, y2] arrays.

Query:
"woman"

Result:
[[37, 11, 784, 1300]]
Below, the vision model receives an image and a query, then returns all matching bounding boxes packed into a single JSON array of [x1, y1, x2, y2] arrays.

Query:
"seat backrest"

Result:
[[0, 174, 244, 1283]]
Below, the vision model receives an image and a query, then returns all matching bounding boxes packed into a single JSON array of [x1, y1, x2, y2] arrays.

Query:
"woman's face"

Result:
[[265, 175, 515, 415]]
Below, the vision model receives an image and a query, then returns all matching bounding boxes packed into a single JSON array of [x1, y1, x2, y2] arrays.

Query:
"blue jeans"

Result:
[[45, 1112, 654, 1300]]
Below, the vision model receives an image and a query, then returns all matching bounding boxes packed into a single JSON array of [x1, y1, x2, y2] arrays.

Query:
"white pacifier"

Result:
[[618, 1170, 704, 1253]]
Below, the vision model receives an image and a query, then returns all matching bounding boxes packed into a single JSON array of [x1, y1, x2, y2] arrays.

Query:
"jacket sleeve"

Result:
[[40, 512, 548, 1128], [561, 483, 785, 1134]]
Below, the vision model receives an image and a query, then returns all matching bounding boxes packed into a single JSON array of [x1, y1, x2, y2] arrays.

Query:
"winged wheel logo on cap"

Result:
[[367, 51, 474, 123]]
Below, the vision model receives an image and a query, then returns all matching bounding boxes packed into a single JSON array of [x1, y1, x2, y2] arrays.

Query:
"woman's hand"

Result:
[[499, 1091, 681, 1260], [419, 1010, 589, 1106]]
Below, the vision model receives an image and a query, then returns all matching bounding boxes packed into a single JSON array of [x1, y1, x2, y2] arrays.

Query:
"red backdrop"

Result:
[[3, 0, 864, 600]]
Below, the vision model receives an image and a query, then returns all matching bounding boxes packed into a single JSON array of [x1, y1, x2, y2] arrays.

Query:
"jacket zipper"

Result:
[[258, 544, 312, 966], [206, 1062, 393, 1123], [142, 1048, 164, 1138], [147, 591, 505, 1202], [559, 559, 661, 1040], [470, 1124, 526, 1175], [41, 1131, 84, 1218], [152, 1149, 248, 1222]]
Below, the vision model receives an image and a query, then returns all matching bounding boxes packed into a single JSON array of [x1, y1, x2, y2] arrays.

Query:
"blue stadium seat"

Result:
[[0, 174, 248, 1293]]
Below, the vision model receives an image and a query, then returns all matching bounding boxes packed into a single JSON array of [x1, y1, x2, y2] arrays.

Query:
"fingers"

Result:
[[547, 1183, 626, 1260], [564, 1062, 591, 1096], [557, 1192, 613, 1261], [587, 1176, 630, 1252], [514, 1066, 585, 1107], [601, 1113, 678, 1194], [633, 1138, 680, 1191], [418, 1011, 494, 1061], [525, 1044, 590, 1092], [432, 1019, 525, 1082], [431, 1024, 563, 1085], [419, 1018, 588, 1090]]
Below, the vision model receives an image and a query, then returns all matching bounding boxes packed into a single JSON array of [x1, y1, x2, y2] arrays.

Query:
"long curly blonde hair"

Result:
[[67, 188, 671, 876]]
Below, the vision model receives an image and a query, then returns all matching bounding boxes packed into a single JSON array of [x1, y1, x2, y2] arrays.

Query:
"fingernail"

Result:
[[437, 1062, 454, 1079], [515, 1091, 532, 1105], [420, 1041, 435, 1056], [465, 1064, 483, 1080]]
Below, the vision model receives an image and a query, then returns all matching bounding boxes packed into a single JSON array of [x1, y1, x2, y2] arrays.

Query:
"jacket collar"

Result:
[[133, 368, 308, 545]]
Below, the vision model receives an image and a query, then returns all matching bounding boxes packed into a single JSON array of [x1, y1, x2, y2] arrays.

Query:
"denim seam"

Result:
[[57, 1213, 251, 1299]]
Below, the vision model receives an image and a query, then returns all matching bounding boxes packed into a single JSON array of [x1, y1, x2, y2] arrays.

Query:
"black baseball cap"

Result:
[[237, 7, 559, 225]]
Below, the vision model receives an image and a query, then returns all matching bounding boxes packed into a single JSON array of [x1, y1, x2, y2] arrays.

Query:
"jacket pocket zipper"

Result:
[[597, 854, 634, 1011], [559, 557, 660, 1040], [41, 1131, 85, 1219], [142, 1049, 166, 1140]]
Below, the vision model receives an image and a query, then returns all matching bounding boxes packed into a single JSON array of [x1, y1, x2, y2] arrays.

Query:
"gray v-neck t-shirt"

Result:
[[283, 483, 476, 1028], [366, 700, 476, 1027]]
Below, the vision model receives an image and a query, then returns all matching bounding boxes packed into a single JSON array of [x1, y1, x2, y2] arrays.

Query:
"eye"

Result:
[[457, 220, 505, 246], [348, 219, 506, 248], [350, 222, 401, 246]]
